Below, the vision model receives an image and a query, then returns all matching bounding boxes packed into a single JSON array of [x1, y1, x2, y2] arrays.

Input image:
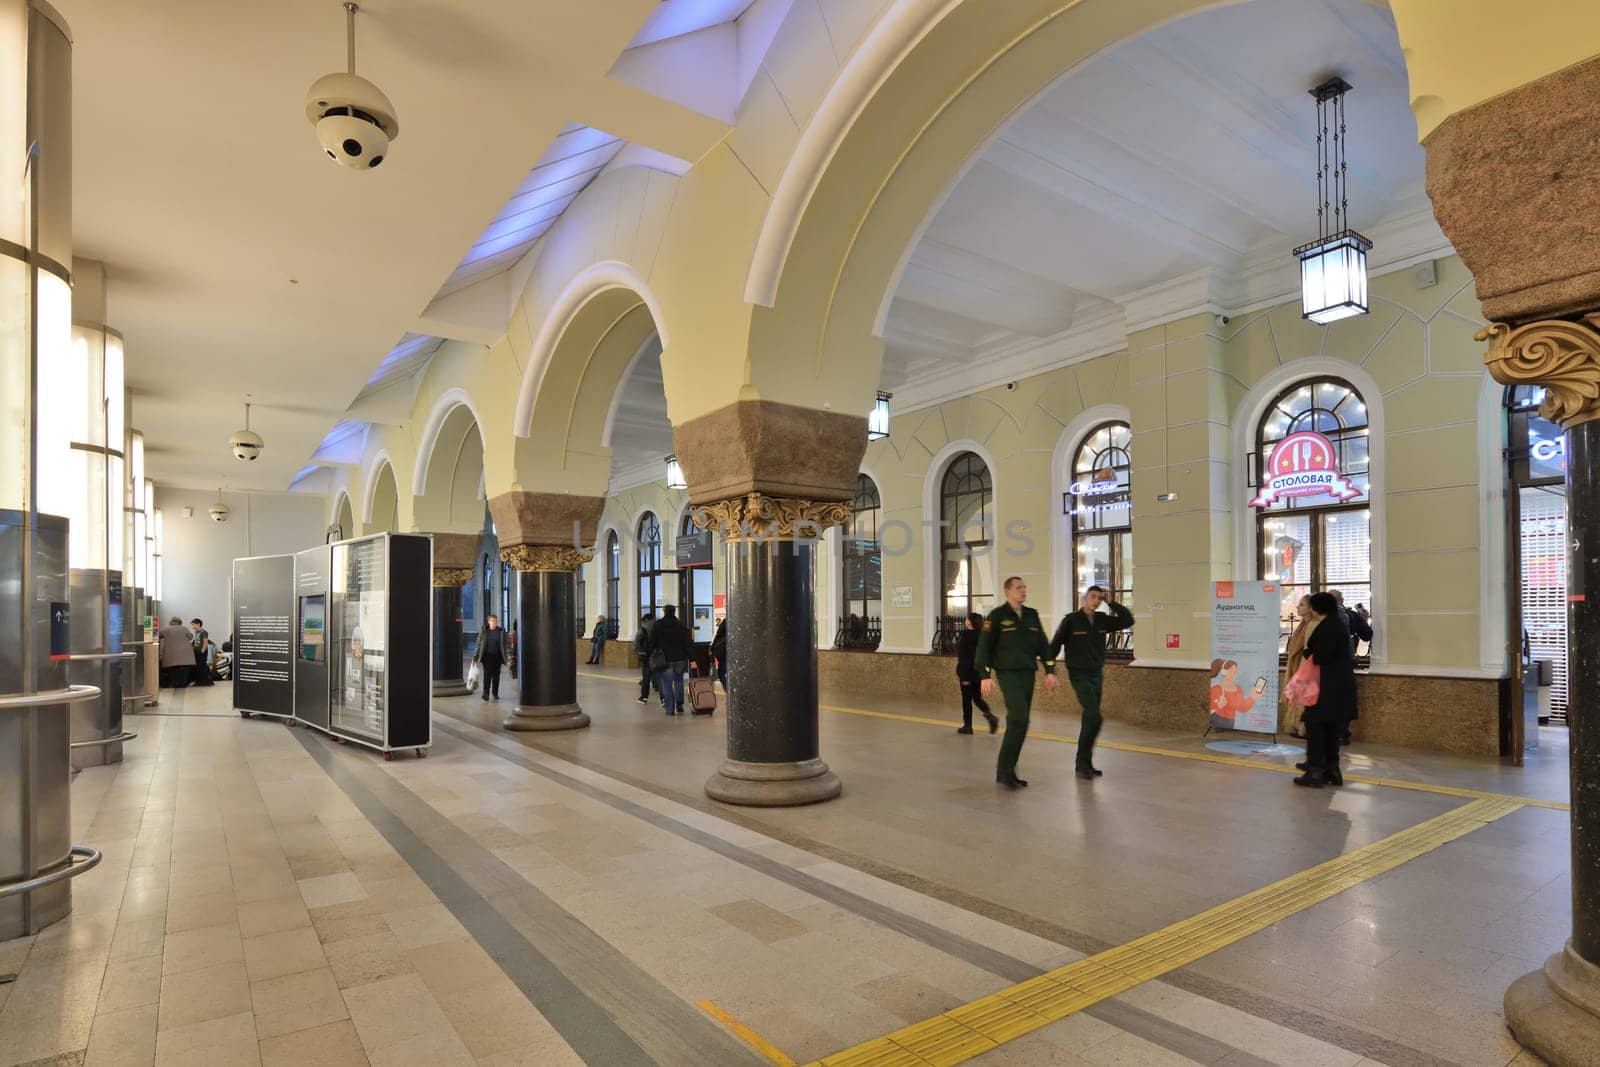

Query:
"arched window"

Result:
[[679, 512, 714, 642], [637, 512, 667, 618], [481, 553, 492, 624], [1067, 422, 1132, 619], [838, 475, 882, 649], [1507, 385, 1568, 721], [939, 452, 993, 649], [605, 531, 621, 638], [1253, 378, 1371, 644]]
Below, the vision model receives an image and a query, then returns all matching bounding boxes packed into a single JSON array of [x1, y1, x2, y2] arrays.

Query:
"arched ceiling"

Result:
[[881, 0, 1436, 402]]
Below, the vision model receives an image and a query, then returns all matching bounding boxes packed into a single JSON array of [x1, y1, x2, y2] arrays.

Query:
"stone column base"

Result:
[[1505, 942, 1600, 1066], [503, 702, 590, 732], [705, 757, 842, 807], [432, 679, 471, 697]]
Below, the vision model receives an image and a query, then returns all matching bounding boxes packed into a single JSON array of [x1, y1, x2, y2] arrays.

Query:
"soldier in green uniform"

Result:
[[975, 577, 1057, 789], [1047, 584, 1134, 780]]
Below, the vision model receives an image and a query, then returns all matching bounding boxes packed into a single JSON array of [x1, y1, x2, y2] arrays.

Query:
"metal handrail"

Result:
[[0, 685, 101, 711], [70, 731, 137, 749], [65, 651, 138, 663], [0, 845, 102, 900]]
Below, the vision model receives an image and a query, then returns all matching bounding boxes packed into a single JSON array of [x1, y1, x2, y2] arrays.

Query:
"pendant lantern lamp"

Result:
[[1294, 77, 1373, 325], [664, 454, 686, 490], [868, 391, 892, 441]]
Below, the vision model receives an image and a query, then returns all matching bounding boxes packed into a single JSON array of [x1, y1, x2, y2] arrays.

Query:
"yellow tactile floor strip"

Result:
[[697, 999, 797, 1066], [803, 797, 1524, 1066], [573, 670, 1569, 811]]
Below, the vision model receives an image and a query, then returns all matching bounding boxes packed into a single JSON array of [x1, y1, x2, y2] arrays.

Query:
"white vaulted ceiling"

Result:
[[881, 0, 1437, 401]]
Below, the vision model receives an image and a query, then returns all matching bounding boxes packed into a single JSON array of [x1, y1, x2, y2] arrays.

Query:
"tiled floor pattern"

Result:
[[0, 677, 1568, 1066]]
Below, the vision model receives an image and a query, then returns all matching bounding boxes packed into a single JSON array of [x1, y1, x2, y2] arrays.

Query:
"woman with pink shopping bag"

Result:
[[1291, 592, 1356, 788]]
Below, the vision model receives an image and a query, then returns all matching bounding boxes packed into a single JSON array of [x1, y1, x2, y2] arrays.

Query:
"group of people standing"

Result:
[[157, 616, 219, 688], [961, 578, 1134, 790], [631, 608, 727, 715], [1280, 589, 1372, 787]]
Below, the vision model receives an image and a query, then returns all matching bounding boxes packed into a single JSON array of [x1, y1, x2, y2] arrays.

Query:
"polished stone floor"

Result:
[[0, 671, 1568, 1066]]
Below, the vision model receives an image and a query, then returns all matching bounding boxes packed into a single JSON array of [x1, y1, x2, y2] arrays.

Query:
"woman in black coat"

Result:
[[1295, 591, 1357, 788], [955, 612, 999, 734]]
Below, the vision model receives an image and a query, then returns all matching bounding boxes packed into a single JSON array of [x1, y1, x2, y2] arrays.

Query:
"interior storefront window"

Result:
[[840, 474, 883, 649], [1253, 378, 1371, 658], [939, 453, 992, 649], [1508, 385, 1569, 722], [1067, 423, 1133, 642]]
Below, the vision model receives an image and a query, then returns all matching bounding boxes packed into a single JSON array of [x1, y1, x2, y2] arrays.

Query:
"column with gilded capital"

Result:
[[674, 400, 867, 806], [1420, 49, 1600, 1062], [487, 492, 602, 732], [427, 533, 478, 697]]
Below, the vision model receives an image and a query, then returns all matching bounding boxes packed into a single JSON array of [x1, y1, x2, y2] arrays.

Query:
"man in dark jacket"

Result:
[[587, 615, 607, 664], [710, 617, 728, 692], [650, 605, 693, 715], [955, 612, 998, 734], [975, 577, 1058, 789], [1331, 589, 1372, 744], [632, 613, 654, 703], [1047, 585, 1134, 780], [474, 614, 506, 701], [1295, 592, 1356, 787]]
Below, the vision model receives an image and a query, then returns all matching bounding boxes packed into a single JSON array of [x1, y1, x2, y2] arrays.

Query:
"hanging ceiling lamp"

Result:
[[1294, 77, 1372, 325], [868, 391, 892, 441], [664, 454, 686, 489]]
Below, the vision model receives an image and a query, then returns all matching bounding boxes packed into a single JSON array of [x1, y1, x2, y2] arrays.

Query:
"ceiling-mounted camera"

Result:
[[209, 501, 231, 523], [305, 4, 399, 171], [231, 401, 264, 462]]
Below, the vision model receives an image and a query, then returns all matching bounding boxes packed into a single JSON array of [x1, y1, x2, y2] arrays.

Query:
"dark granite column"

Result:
[[1427, 54, 1600, 1062], [696, 496, 848, 806], [430, 577, 470, 697], [501, 546, 589, 732], [1486, 316, 1600, 1060]]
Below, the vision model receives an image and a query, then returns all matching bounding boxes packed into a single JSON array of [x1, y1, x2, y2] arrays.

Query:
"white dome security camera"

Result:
[[305, 5, 398, 171], [209, 501, 231, 523], [231, 402, 264, 462], [230, 431, 263, 462]]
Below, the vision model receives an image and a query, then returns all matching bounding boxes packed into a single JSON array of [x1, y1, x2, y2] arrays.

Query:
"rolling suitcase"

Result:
[[687, 665, 717, 716]]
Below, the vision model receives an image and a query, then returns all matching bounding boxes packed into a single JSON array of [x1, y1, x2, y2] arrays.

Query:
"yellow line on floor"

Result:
[[805, 796, 1524, 1067], [698, 999, 797, 1066], [574, 671, 1569, 812]]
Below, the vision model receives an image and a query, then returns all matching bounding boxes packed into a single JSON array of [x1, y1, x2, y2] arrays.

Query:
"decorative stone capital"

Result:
[[1479, 312, 1600, 429], [500, 544, 591, 573], [692, 494, 851, 542], [432, 567, 474, 588]]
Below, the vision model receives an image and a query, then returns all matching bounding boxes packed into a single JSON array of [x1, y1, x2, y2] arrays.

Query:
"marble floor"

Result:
[[0, 672, 1568, 1066]]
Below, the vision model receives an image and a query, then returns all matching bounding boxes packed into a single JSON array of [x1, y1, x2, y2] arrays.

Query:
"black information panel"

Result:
[[324, 534, 432, 751], [232, 554, 295, 718], [294, 547, 332, 730]]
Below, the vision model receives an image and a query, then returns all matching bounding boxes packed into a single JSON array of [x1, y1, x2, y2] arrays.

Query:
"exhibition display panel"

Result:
[[231, 533, 431, 756]]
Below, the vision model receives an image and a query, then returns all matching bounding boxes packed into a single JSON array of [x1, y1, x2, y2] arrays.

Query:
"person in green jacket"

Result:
[[1047, 584, 1134, 780], [975, 577, 1057, 789]]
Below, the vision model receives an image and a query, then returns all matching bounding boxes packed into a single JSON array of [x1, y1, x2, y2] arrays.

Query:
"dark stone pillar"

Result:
[[501, 547, 589, 732], [696, 496, 848, 806], [431, 581, 469, 697], [1483, 316, 1600, 1060]]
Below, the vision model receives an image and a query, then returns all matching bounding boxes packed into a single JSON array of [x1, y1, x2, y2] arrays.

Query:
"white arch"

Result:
[[513, 261, 670, 438], [1228, 359, 1387, 665], [329, 488, 353, 533], [1050, 404, 1132, 622], [361, 449, 396, 526], [921, 439, 1003, 650], [412, 388, 485, 496]]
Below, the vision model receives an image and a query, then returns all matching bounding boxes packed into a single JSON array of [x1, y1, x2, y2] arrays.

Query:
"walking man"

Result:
[[587, 614, 608, 664], [474, 613, 506, 701], [975, 577, 1057, 789], [633, 613, 654, 703], [1048, 584, 1134, 780]]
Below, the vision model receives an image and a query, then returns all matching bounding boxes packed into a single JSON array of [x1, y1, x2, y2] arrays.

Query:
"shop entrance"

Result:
[[1507, 386, 1568, 729]]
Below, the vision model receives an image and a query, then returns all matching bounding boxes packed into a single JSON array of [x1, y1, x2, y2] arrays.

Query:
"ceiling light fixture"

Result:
[[305, 2, 399, 171], [868, 391, 892, 441], [664, 454, 686, 490], [1294, 77, 1372, 325], [230, 401, 264, 462]]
